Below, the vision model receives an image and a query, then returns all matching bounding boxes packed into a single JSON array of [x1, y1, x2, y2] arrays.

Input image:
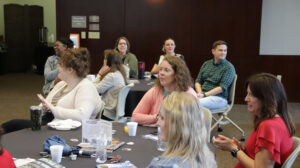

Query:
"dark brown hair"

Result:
[[59, 48, 90, 78], [212, 40, 227, 49], [246, 73, 295, 136], [102, 49, 127, 84], [57, 37, 74, 48], [114, 36, 130, 54], [155, 56, 193, 91]]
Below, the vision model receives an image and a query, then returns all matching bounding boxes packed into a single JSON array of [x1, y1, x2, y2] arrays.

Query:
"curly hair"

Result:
[[246, 73, 295, 136], [155, 56, 193, 91], [59, 48, 90, 78]]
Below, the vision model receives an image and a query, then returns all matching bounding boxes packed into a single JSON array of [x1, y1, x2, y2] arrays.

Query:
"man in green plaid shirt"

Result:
[[195, 40, 235, 110]]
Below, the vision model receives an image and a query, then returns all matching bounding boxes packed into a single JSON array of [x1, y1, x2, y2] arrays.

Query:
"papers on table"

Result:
[[142, 134, 158, 141], [128, 79, 140, 84], [14, 158, 35, 167], [96, 160, 136, 168]]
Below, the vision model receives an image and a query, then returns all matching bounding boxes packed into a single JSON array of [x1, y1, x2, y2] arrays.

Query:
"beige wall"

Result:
[[0, 0, 56, 44]]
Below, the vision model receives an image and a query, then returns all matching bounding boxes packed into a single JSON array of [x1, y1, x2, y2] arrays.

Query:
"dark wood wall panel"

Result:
[[124, 0, 191, 71], [56, 0, 125, 73], [260, 56, 300, 102], [56, 0, 300, 103]]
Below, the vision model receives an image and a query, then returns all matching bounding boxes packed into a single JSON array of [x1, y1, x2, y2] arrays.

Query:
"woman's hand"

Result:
[[151, 64, 159, 74], [233, 137, 244, 150], [37, 94, 53, 111], [98, 65, 111, 76], [197, 93, 204, 98], [212, 134, 237, 152]]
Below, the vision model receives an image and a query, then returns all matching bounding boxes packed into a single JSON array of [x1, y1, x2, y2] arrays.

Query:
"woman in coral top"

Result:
[[213, 73, 295, 168], [132, 56, 197, 125]]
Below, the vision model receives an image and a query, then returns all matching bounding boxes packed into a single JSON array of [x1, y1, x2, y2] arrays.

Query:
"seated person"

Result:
[[0, 129, 16, 168], [38, 48, 103, 122], [114, 36, 138, 78], [213, 73, 295, 168], [151, 38, 184, 75], [1, 48, 103, 133], [195, 40, 235, 110], [132, 56, 197, 125], [147, 92, 217, 168], [43, 38, 74, 96], [94, 49, 127, 121]]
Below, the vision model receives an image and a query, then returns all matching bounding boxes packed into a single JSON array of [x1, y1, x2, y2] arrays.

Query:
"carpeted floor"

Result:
[[0, 72, 299, 167]]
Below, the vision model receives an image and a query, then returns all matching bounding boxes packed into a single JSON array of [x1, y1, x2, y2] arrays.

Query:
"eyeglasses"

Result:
[[54, 44, 64, 48], [118, 42, 127, 45]]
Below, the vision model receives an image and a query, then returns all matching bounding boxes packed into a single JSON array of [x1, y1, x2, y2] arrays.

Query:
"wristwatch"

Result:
[[203, 92, 207, 97], [231, 147, 240, 157]]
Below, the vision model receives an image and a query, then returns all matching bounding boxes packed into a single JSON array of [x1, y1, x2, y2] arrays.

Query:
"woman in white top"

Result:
[[151, 38, 184, 75], [1, 48, 103, 133], [38, 48, 103, 122], [94, 49, 127, 121]]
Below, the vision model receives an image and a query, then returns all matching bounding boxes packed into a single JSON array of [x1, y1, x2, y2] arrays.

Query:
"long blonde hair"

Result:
[[161, 92, 217, 168]]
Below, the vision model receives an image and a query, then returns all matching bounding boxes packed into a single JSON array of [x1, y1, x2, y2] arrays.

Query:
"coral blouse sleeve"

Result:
[[255, 122, 281, 164], [132, 88, 158, 125]]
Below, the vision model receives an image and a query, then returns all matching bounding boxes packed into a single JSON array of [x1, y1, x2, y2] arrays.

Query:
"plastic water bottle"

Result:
[[157, 127, 167, 151], [125, 64, 130, 79], [95, 134, 107, 163]]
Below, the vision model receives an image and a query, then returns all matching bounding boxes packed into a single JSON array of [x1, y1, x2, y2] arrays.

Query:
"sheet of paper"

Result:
[[88, 32, 100, 39]]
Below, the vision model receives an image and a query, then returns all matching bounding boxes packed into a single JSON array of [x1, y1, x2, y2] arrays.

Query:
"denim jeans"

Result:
[[199, 96, 227, 110]]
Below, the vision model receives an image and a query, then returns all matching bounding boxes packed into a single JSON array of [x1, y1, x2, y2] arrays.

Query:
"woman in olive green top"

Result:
[[114, 36, 138, 78]]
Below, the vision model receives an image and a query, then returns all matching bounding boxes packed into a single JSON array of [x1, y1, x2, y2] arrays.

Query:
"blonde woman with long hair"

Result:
[[147, 92, 217, 168]]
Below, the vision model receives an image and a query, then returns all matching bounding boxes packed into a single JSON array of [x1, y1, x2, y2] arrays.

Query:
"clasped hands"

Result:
[[197, 93, 205, 98], [212, 134, 244, 152]]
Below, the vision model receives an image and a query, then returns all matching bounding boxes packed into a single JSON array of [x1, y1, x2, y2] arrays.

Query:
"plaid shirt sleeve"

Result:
[[195, 61, 207, 84], [219, 63, 236, 92]]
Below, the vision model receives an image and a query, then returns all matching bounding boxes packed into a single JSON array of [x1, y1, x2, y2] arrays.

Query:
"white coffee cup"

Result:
[[50, 145, 64, 163], [127, 122, 138, 136]]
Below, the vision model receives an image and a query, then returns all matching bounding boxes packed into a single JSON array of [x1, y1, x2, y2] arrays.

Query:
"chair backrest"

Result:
[[95, 100, 105, 119], [115, 83, 134, 121], [226, 75, 238, 112], [202, 107, 212, 142], [282, 136, 300, 168]]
